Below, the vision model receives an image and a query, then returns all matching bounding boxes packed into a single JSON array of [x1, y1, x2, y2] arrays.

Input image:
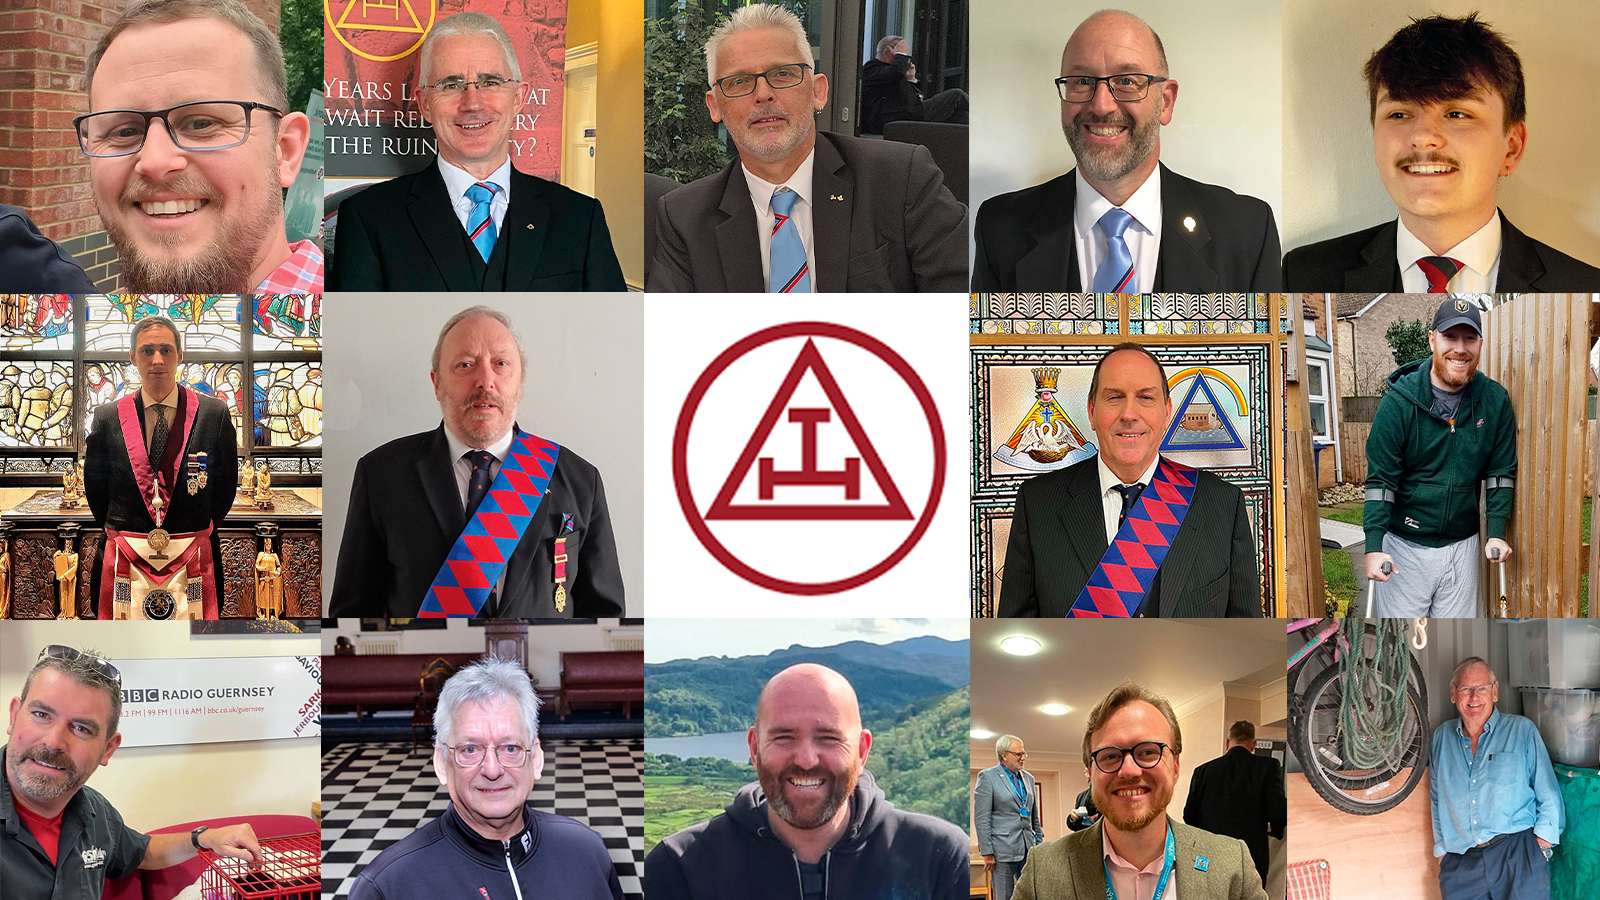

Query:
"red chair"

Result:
[[103, 814, 319, 900]]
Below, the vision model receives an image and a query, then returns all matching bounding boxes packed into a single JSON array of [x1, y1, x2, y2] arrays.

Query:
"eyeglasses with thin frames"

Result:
[[38, 645, 121, 683], [1455, 684, 1496, 698], [1055, 73, 1168, 103], [73, 100, 284, 158], [1089, 741, 1170, 774], [441, 742, 530, 768], [714, 63, 812, 99], [424, 76, 521, 96]]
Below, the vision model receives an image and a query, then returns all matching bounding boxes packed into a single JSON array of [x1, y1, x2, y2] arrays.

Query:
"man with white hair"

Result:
[[349, 657, 622, 900], [973, 734, 1042, 900], [329, 12, 624, 291], [647, 2, 967, 292], [329, 305, 624, 618]]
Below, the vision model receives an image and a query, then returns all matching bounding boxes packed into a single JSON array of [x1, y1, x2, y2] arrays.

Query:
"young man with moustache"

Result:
[[329, 13, 624, 291], [84, 316, 237, 619], [998, 343, 1260, 618], [1363, 300, 1515, 617], [3, 645, 262, 900], [647, 3, 967, 292], [348, 658, 623, 900], [971, 9, 1281, 292], [329, 306, 623, 618], [81, 0, 319, 293], [974, 734, 1043, 900], [1284, 14, 1600, 291], [1012, 682, 1267, 900], [644, 664, 969, 900], [1429, 658, 1563, 900]]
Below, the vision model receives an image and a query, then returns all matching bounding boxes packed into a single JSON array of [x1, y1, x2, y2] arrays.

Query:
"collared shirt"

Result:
[[1097, 453, 1164, 544], [1396, 213, 1501, 293], [1102, 823, 1177, 900], [1, 748, 150, 900], [1074, 166, 1163, 293], [254, 240, 324, 294], [1428, 708, 1565, 857], [139, 384, 178, 451], [742, 148, 817, 286], [440, 156, 513, 237], [444, 424, 518, 598]]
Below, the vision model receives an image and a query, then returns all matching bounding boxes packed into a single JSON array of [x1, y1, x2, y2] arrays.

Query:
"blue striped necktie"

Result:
[[768, 187, 811, 293], [465, 182, 500, 261], [1092, 207, 1136, 293]]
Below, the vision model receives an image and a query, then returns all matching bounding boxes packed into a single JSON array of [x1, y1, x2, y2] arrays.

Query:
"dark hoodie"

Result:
[[348, 801, 622, 900], [1362, 356, 1516, 553], [645, 770, 968, 900]]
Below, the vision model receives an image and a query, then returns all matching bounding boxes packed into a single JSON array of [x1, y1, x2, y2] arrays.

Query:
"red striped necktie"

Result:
[[1417, 256, 1462, 293]]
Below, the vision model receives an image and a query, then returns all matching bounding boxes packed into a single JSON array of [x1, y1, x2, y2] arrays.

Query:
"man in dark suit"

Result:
[[328, 12, 624, 292], [0, 205, 96, 291], [998, 343, 1260, 617], [1183, 721, 1285, 891], [1284, 14, 1600, 291], [330, 306, 623, 619], [646, 3, 966, 292], [85, 315, 237, 619], [971, 10, 1280, 292]]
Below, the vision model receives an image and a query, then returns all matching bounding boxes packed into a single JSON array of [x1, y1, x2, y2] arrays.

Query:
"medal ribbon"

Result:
[[1104, 824, 1176, 900], [420, 430, 561, 617], [1069, 458, 1198, 618], [116, 387, 199, 528]]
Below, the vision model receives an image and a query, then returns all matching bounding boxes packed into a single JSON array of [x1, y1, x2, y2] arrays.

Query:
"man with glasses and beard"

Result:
[[3, 645, 262, 900], [78, 0, 319, 293], [1363, 299, 1516, 617], [1012, 682, 1266, 900], [348, 657, 622, 900], [971, 9, 1280, 292], [645, 663, 969, 900]]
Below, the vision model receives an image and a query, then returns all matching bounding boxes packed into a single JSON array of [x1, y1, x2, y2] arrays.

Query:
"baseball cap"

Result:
[[1431, 298, 1482, 334]]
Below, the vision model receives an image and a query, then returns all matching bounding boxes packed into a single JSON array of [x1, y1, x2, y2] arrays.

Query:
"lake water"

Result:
[[646, 731, 750, 763]]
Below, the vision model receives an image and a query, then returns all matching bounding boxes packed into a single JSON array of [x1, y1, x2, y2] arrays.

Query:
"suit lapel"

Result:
[[1346, 220, 1403, 291], [502, 169, 553, 290], [408, 162, 481, 290], [1075, 822, 1110, 893], [1492, 211, 1544, 291], [1016, 174, 1081, 290], [1058, 460, 1109, 589], [1171, 823, 1213, 900], [715, 163, 766, 292], [812, 136, 852, 292], [418, 425, 466, 545], [1156, 166, 1218, 291], [1154, 463, 1204, 616]]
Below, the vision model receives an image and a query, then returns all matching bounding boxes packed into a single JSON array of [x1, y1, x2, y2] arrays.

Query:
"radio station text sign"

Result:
[[112, 656, 321, 747]]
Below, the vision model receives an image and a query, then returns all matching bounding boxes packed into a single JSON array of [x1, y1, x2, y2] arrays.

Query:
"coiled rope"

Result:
[[1337, 617, 1413, 769]]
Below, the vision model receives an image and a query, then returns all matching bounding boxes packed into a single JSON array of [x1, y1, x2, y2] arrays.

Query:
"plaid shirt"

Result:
[[255, 240, 323, 293]]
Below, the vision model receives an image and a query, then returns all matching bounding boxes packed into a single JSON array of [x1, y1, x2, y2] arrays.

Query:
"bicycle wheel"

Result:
[[1289, 621, 1428, 726], [1293, 663, 1429, 814]]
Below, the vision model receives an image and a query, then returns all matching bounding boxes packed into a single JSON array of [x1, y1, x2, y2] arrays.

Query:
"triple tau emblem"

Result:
[[326, 0, 438, 63]]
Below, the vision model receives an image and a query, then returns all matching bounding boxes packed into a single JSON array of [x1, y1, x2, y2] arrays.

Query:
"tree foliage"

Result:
[[279, 0, 321, 113], [645, 4, 730, 183], [1384, 318, 1432, 369], [866, 686, 970, 826]]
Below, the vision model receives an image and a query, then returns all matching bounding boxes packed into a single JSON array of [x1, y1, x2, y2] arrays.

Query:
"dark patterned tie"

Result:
[[464, 450, 494, 519], [1417, 256, 1462, 293], [1113, 483, 1145, 528], [148, 403, 170, 469]]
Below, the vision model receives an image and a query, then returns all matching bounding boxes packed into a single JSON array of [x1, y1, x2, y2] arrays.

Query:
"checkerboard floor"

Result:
[[321, 739, 643, 900]]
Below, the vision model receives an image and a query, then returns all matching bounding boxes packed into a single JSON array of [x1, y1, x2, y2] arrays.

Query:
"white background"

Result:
[[113, 655, 321, 747]]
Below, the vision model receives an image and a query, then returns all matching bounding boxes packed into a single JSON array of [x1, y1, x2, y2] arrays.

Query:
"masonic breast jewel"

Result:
[[186, 452, 208, 495]]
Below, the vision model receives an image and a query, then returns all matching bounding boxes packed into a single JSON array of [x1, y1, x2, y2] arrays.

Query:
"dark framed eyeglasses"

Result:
[[714, 63, 812, 98], [441, 742, 530, 768], [1003, 749, 1028, 760], [1089, 741, 1170, 773], [1055, 73, 1168, 103], [39, 645, 121, 683], [73, 100, 285, 158], [425, 76, 521, 95]]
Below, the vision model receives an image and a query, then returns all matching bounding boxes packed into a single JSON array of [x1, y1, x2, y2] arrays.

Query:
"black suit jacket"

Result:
[[971, 165, 1282, 291], [647, 131, 967, 291], [1283, 210, 1600, 291], [329, 425, 624, 618], [328, 160, 626, 291], [0, 205, 96, 292], [1183, 746, 1286, 887], [997, 456, 1260, 618], [84, 388, 239, 613]]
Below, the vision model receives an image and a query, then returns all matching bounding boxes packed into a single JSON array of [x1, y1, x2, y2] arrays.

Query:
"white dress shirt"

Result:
[[1097, 453, 1164, 544], [742, 149, 817, 287], [1074, 166, 1163, 293], [439, 156, 512, 237], [140, 384, 178, 453], [1396, 213, 1501, 293], [443, 425, 518, 597]]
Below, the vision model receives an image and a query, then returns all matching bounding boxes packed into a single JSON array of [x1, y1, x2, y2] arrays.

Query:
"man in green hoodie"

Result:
[[1363, 298, 1516, 617]]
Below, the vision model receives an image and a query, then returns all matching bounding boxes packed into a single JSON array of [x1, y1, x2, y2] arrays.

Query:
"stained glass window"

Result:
[[0, 361, 73, 448]]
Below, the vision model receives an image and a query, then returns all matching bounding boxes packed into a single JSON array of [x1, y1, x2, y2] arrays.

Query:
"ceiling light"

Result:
[[1000, 635, 1041, 656], [970, 728, 995, 739], [1039, 703, 1070, 716]]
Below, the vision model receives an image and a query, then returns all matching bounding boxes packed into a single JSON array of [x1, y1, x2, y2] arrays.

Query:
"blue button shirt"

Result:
[[1428, 708, 1565, 856]]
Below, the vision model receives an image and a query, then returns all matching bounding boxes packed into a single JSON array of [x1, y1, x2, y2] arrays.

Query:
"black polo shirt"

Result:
[[1, 745, 150, 900]]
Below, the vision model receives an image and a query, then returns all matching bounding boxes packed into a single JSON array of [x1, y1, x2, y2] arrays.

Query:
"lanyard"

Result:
[[1006, 769, 1030, 811], [1104, 826, 1176, 900]]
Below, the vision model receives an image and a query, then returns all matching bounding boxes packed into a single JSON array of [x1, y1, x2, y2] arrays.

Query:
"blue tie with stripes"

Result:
[[1092, 207, 1136, 293], [768, 187, 811, 293], [465, 182, 500, 262]]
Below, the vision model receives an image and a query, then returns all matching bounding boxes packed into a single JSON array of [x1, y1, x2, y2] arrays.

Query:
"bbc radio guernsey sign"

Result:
[[322, 0, 568, 181], [113, 656, 321, 747]]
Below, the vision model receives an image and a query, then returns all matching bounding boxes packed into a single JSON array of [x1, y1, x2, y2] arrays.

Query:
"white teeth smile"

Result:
[[459, 123, 488, 130], [1087, 125, 1126, 136], [1114, 787, 1148, 797], [140, 199, 205, 216], [1405, 165, 1455, 174], [789, 778, 824, 787]]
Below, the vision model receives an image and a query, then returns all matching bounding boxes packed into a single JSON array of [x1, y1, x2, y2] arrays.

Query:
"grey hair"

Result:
[[995, 733, 1022, 760], [1450, 656, 1498, 689], [419, 11, 521, 87], [131, 315, 182, 354], [433, 656, 541, 749], [705, 2, 813, 86], [874, 35, 906, 60], [431, 305, 527, 377], [22, 647, 122, 737], [88, 0, 289, 111]]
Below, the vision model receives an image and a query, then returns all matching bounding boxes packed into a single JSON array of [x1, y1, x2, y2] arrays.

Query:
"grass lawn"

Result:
[[643, 772, 747, 854], [1320, 500, 1364, 527]]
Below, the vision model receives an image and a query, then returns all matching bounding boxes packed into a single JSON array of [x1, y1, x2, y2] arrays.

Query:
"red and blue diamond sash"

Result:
[[1068, 458, 1198, 617], [420, 430, 561, 617]]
